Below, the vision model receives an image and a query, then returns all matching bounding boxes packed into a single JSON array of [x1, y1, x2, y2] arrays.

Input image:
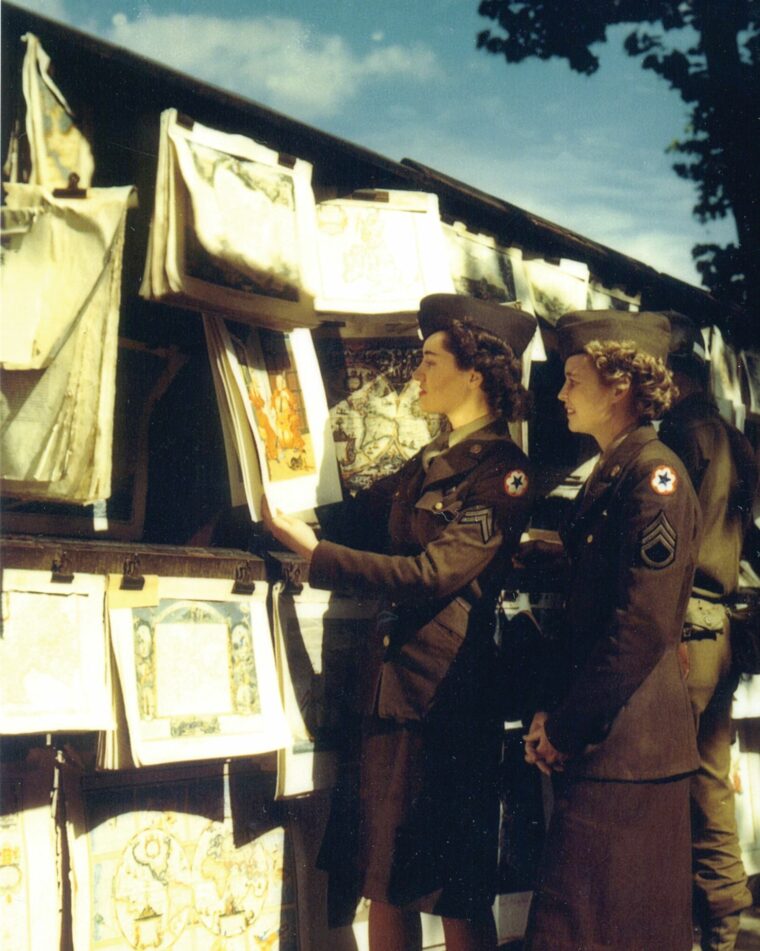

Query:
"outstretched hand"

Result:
[[261, 496, 318, 560]]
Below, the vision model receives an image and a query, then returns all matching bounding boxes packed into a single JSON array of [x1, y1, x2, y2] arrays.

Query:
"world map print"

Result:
[[69, 773, 298, 950], [316, 337, 441, 492]]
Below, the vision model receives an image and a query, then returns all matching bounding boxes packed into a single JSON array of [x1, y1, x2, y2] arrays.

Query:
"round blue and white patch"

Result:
[[650, 465, 677, 495], [504, 469, 529, 497]]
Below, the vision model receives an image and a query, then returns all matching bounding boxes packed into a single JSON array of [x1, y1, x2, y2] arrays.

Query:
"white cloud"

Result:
[[11, 0, 69, 21], [103, 12, 440, 118]]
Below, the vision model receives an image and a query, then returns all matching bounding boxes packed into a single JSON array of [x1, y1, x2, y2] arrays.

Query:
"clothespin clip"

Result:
[[277, 152, 297, 169], [352, 189, 389, 202], [52, 173, 87, 198]]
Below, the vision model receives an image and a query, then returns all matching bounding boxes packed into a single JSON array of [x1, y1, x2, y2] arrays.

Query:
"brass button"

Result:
[[382, 635, 391, 648], [471, 444, 482, 454], [586, 534, 594, 543], [610, 465, 621, 477], [434, 501, 443, 510]]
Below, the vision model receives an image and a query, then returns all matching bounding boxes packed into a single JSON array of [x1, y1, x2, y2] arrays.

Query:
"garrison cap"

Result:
[[556, 310, 670, 362], [418, 293, 536, 358], [664, 311, 707, 364]]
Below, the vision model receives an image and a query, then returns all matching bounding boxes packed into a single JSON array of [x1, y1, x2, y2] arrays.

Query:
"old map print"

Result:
[[65, 769, 298, 950], [316, 337, 441, 492], [0, 750, 60, 951]]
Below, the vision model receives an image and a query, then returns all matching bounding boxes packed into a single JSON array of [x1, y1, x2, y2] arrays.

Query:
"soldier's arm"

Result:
[[309, 458, 533, 599], [314, 457, 414, 552]]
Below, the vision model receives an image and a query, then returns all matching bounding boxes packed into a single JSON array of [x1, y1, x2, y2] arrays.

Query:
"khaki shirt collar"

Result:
[[448, 413, 498, 449]]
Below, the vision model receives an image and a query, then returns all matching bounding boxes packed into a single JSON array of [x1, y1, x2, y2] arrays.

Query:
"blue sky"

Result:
[[12, 0, 737, 286]]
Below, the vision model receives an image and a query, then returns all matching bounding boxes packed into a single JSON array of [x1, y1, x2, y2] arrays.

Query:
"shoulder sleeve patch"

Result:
[[504, 469, 529, 497], [458, 505, 494, 544], [650, 465, 678, 495], [640, 510, 676, 569]]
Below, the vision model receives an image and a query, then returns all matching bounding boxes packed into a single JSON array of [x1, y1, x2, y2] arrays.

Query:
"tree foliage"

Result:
[[477, 0, 760, 314]]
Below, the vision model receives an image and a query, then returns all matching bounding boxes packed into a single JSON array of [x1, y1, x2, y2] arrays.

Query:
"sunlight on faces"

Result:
[[558, 353, 625, 443], [413, 331, 481, 422]]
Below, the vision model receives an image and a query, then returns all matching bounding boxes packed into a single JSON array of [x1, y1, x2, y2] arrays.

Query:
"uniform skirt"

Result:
[[524, 774, 693, 951], [319, 710, 503, 921]]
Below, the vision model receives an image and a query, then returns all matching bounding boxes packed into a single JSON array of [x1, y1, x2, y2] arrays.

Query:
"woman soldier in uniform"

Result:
[[522, 310, 701, 951], [264, 293, 536, 951]]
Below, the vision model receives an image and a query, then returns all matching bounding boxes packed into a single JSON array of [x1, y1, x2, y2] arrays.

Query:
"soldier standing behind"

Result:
[[659, 313, 758, 951]]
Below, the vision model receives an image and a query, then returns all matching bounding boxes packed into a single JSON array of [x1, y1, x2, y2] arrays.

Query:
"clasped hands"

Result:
[[261, 496, 318, 560], [523, 711, 568, 776]]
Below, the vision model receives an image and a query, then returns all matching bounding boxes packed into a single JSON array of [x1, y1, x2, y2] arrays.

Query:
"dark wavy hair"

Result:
[[441, 317, 532, 421]]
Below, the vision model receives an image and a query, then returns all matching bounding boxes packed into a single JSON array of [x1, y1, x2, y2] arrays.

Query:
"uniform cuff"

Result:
[[307, 539, 343, 591]]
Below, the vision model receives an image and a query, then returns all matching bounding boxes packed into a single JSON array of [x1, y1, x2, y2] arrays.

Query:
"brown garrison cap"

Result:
[[556, 310, 671, 362], [664, 310, 707, 364], [418, 293, 537, 358]]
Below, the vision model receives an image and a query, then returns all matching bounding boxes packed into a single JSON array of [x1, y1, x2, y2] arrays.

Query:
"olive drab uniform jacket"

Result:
[[310, 419, 534, 722], [659, 392, 758, 598], [545, 425, 701, 780]]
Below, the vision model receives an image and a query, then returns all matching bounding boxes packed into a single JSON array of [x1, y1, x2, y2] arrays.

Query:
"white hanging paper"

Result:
[[0, 570, 113, 734], [314, 189, 454, 315], [141, 109, 320, 329]]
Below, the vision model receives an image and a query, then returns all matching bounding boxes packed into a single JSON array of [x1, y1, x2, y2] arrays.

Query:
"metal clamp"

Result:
[[120, 554, 145, 591], [232, 562, 256, 596], [281, 560, 304, 596], [51, 550, 74, 584]]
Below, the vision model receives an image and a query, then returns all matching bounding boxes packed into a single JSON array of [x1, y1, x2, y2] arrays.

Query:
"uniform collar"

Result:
[[422, 417, 511, 488], [573, 424, 657, 519], [448, 413, 497, 448]]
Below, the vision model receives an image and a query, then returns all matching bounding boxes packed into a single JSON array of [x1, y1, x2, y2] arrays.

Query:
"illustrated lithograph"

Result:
[[522, 257, 589, 325], [315, 336, 442, 493], [108, 577, 290, 765], [314, 190, 454, 314], [64, 768, 298, 950], [230, 329, 316, 484], [709, 325, 745, 424], [443, 223, 534, 313], [206, 318, 342, 516], [586, 279, 641, 312], [141, 109, 320, 330]]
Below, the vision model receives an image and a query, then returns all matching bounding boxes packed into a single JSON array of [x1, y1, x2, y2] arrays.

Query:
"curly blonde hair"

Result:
[[585, 340, 676, 420]]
